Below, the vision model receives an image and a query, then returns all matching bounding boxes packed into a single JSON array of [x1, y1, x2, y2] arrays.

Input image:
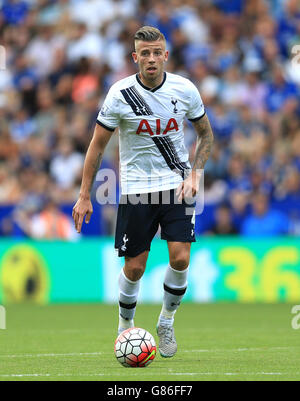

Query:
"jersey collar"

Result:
[[136, 72, 167, 93]]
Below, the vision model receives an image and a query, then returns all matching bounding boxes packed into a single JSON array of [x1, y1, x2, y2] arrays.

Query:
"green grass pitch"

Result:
[[0, 303, 299, 381]]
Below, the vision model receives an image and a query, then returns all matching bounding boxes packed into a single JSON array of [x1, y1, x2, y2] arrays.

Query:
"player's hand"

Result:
[[72, 196, 93, 233], [176, 170, 202, 202]]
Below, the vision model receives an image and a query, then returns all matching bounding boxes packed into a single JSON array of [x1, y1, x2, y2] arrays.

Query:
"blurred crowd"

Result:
[[0, 0, 300, 239]]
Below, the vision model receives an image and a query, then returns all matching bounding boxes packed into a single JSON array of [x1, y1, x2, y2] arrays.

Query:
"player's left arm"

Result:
[[177, 113, 214, 200]]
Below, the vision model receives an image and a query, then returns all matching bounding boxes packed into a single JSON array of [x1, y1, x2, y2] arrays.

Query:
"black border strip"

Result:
[[96, 119, 116, 132], [188, 110, 206, 122], [163, 284, 187, 296], [119, 301, 137, 310], [136, 72, 167, 92]]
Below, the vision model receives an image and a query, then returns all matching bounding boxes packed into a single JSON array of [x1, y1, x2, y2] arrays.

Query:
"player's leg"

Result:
[[156, 242, 191, 357], [118, 251, 149, 334], [159, 241, 190, 326], [157, 189, 195, 356], [115, 193, 160, 335]]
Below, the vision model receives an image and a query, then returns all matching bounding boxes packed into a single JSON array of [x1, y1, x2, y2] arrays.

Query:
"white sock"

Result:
[[118, 268, 140, 329], [158, 265, 188, 327], [119, 315, 134, 331]]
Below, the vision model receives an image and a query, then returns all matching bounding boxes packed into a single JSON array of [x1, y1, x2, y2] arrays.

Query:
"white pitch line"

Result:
[[0, 347, 296, 359], [0, 372, 297, 379], [0, 373, 105, 378], [168, 372, 284, 376], [1, 346, 295, 360], [0, 352, 102, 359], [0, 347, 297, 359], [0, 374, 51, 378], [182, 346, 295, 353]]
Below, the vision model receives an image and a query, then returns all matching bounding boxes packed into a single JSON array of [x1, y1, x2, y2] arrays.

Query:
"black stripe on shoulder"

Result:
[[96, 120, 116, 132], [188, 110, 206, 123], [121, 86, 153, 116], [130, 87, 153, 115], [163, 284, 187, 296]]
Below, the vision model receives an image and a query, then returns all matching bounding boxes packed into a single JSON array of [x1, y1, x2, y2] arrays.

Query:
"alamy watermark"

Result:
[[291, 305, 300, 330], [94, 167, 205, 216], [0, 305, 6, 330], [291, 45, 300, 68], [0, 45, 6, 70]]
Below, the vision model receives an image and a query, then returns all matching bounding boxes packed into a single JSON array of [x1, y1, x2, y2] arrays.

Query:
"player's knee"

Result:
[[124, 251, 148, 281], [169, 251, 190, 270], [125, 266, 145, 281], [124, 263, 145, 281]]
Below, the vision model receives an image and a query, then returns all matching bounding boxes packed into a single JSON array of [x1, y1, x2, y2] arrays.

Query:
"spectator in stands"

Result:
[[9, 108, 36, 143], [239, 70, 267, 117], [229, 189, 249, 232], [50, 137, 83, 192], [0, 164, 21, 204], [26, 24, 65, 79], [274, 167, 300, 233], [264, 63, 299, 113], [15, 196, 77, 240], [207, 203, 239, 235], [226, 153, 251, 192], [241, 192, 289, 236], [71, 57, 99, 104], [144, 1, 179, 44], [1, 0, 29, 25], [277, 0, 300, 56], [13, 53, 38, 92], [66, 22, 104, 63]]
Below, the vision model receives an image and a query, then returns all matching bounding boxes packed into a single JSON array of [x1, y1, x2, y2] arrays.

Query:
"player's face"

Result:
[[132, 40, 168, 86]]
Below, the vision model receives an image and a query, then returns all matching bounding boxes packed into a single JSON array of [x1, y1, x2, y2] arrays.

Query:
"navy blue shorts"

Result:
[[115, 189, 196, 257]]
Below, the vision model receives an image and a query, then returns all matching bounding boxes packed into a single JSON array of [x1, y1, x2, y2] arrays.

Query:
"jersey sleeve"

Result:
[[96, 85, 120, 131], [186, 82, 206, 122]]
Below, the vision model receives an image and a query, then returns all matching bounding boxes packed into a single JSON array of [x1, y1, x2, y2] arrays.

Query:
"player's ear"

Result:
[[164, 50, 169, 62], [132, 52, 138, 64]]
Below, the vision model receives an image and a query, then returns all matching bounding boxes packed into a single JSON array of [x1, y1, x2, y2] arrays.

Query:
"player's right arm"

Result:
[[72, 123, 114, 233]]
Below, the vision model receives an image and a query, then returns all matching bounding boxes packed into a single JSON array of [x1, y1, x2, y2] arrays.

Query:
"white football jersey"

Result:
[[97, 72, 205, 194]]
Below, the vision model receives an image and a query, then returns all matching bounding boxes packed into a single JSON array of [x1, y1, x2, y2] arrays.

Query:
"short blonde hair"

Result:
[[134, 26, 166, 50]]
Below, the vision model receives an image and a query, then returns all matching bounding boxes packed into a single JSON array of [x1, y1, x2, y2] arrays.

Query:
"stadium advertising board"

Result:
[[0, 238, 299, 304]]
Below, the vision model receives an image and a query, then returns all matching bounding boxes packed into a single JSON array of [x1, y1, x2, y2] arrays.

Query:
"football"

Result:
[[114, 327, 156, 368]]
